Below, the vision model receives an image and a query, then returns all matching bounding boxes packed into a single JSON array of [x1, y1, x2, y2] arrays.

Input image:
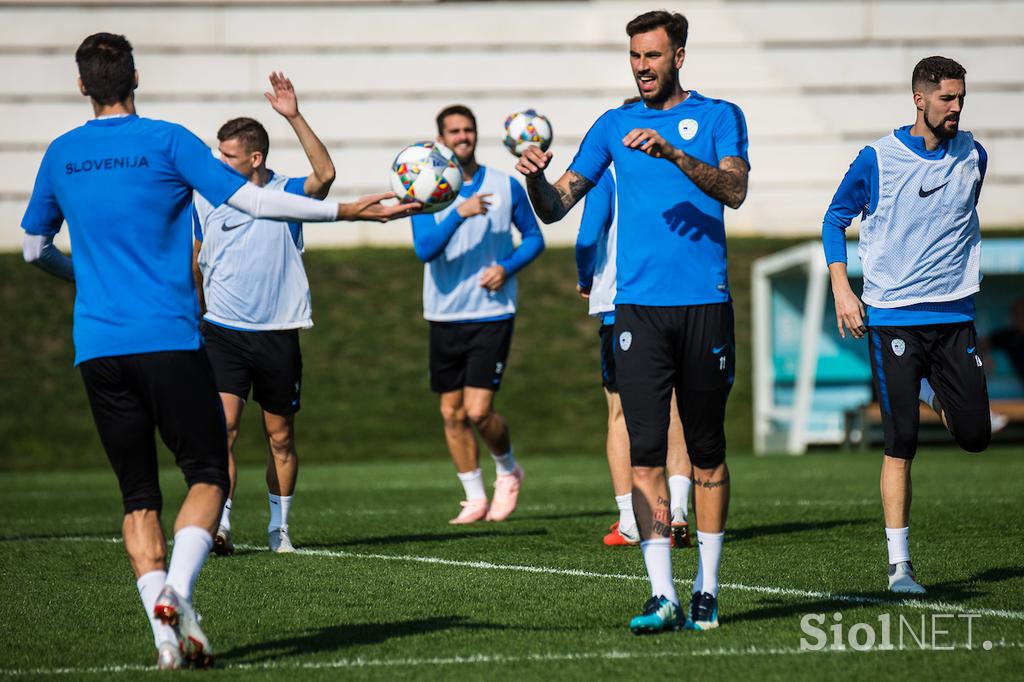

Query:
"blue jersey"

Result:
[[21, 114, 246, 364], [822, 125, 987, 326], [569, 92, 749, 307]]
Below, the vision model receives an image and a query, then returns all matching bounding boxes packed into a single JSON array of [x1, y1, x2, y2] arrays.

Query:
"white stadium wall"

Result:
[[1, 0, 1022, 252]]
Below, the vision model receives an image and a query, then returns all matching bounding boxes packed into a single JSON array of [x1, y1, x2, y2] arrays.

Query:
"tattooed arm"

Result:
[[621, 128, 749, 209], [515, 145, 594, 223]]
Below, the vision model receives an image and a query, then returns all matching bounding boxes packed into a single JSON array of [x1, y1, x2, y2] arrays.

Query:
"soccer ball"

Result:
[[503, 109, 553, 156], [389, 142, 463, 214]]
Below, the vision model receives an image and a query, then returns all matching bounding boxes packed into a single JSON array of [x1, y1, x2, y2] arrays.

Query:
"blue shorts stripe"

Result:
[[871, 332, 892, 417]]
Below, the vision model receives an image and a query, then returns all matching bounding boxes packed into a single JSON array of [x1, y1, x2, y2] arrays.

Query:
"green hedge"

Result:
[[0, 239, 805, 471]]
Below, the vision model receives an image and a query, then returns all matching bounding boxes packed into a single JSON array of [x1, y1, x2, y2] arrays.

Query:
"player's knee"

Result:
[[122, 495, 162, 517], [439, 403, 468, 428], [466, 405, 493, 428], [266, 429, 295, 460], [628, 432, 668, 468], [952, 419, 991, 453], [182, 459, 230, 496], [689, 446, 725, 470]]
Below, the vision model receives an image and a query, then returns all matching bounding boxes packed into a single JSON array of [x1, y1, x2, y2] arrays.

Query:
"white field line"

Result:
[[271, 545, 1024, 621], [9, 536, 1024, 622], [4, 641, 1022, 676]]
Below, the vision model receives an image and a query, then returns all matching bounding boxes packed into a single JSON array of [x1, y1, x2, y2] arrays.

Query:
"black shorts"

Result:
[[429, 318, 513, 394], [868, 323, 991, 459], [201, 320, 303, 416], [79, 349, 229, 514], [614, 303, 735, 469], [599, 323, 618, 393]]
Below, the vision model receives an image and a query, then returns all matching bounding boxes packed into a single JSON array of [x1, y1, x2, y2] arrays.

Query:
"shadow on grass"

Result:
[[923, 565, 1024, 599], [727, 518, 872, 543], [301, 528, 548, 548], [217, 616, 504, 663]]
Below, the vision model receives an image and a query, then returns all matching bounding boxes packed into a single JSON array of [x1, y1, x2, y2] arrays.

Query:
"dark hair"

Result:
[[912, 56, 966, 91], [626, 10, 688, 50], [217, 117, 270, 157], [75, 33, 135, 105], [436, 105, 477, 136]]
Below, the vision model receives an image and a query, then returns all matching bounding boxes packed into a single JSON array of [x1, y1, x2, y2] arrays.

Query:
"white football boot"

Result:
[[153, 585, 214, 668], [269, 527, 296, 553], [888, 561, 927, 594]]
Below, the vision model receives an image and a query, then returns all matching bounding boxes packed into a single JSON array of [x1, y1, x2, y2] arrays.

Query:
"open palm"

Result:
[[265, 71, 298, 118]]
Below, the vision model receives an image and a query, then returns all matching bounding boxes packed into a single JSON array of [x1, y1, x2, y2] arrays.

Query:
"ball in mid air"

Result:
[[503, 109, 553, 156], [389, 142, 463, 214]]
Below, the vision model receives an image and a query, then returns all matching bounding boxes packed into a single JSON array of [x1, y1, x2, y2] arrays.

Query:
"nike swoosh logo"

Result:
[[918, 182, 949, 198], [712, 344, 727, 354], [221, 221, 248, 232], [967, 346, 976, 354]]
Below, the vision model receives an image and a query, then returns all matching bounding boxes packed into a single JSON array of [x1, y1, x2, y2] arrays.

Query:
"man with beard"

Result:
[[411, 105, 544, 524], [823, 56, 991, 594], [516, 10, 749, 632]]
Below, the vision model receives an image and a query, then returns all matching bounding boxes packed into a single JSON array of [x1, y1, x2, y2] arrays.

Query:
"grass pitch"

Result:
[[3, 448, 1022, 680]]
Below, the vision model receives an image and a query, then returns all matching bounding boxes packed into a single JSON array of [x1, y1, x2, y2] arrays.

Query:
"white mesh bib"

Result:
[[859, 131, 981, 308]]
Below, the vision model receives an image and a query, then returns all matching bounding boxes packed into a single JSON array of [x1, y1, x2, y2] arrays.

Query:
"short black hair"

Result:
[[626, 10, 689, 50], [912, 56, 966, 92], [436, 105, 477, 136], [217, 117, 270, 157], [75, 33, 136, 106]]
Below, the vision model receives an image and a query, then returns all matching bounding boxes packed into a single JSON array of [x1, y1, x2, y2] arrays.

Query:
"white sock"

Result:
[[692, 545, 704, 595], [886, 527, 911, 565], [615, 493, 635, 531], [491, 448, 517, 476], [136, 570, 176, 647], [640, 538, 677, 604], [165, 526, 213, 601], [919, 379, 936, 411], [457, 469, 487, 501], [219, 498, 232, 531], [269, 494, 292, 531], [696, 531, 724, 597], [668, 475, 691, 521]]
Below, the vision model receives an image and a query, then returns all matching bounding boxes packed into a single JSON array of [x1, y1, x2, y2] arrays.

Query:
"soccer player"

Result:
[[411, 105, 545, 524], [517, 10, 748, 632], [575, 162, 694, 548], [21, 33, 416, 668], [193, 73, 335, 555], [823, 56, 991, 594]]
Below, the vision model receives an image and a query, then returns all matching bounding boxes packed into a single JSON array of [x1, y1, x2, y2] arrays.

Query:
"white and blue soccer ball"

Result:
[[503, 109, 553, 156], [389, 141, 463, 214]]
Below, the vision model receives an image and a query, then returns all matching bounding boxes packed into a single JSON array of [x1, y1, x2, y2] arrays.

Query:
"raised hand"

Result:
[[265, 71, 299, 119], [457, 193, 493, 218], [515, 145, 553, 179]]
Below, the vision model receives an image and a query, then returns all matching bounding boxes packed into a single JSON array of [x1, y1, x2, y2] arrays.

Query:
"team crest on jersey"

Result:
[[891, 339, 906, 357], [619, 331, 633, 351], [678, 119, 698, 141]]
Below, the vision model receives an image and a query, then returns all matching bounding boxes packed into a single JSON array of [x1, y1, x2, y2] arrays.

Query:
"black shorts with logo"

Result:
[[868, 323, 991, 459], [201, 320, 303, 416], [429, 318, 514, 393], [79, 349, 229, 514], [599, 323, 618, 393], [614, 302, 735, 469]]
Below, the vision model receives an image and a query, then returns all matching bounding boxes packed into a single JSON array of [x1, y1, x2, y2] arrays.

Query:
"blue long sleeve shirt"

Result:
[[821, 125, 987, 326]]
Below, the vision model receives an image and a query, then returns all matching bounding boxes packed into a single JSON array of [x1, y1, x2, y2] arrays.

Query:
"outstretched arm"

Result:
[[225, 183, 419, 223], [515, 146, 593, 223], [265, 71, 336, 199], [621, 128, 748, 209]]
